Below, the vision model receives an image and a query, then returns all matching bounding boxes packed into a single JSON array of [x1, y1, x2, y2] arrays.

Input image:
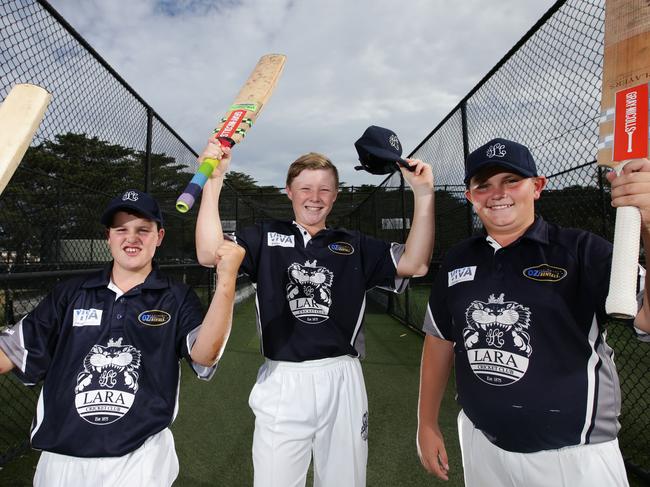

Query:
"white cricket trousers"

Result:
[[33, 428, 179, 487], [458, 410, 630, 487], [249, 355, 368, 487]]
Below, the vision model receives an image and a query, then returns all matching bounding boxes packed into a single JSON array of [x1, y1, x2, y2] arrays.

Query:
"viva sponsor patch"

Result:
[[523, 264, 567, 282], [267, 232, 295, 247], [73, 308, 103, 327], [448, 266, 476, 287]]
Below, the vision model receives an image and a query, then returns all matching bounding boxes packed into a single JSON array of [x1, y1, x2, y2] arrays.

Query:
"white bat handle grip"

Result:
[[606, 204, 641, 319]]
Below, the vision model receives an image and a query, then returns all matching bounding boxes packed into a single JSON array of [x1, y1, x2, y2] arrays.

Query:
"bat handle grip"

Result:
[[175, 138, 234, 213], [606, 204, 641, 319]]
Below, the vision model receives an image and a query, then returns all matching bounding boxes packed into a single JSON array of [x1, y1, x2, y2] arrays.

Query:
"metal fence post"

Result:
[[597, 166, 608, 237], [145, 108, 153, 192], [400, 172, 410, 324], [461, 101, 472, 237]]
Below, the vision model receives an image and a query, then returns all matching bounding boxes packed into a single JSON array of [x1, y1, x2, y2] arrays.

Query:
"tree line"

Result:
[[0, 133, 613, 267]]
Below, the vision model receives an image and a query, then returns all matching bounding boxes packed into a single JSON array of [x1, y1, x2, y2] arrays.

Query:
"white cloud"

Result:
[[47, 0, 557, 186]]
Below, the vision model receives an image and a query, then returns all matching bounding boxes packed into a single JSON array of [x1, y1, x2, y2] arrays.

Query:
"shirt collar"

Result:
[[292, 221, 313, 245], [82, 261, 168, 291], [482, 215, 549, 248], [520, 215, 549, 244], [291, 221, 355, 246]]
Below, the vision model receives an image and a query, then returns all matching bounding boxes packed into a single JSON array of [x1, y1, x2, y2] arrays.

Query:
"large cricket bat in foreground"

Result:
[[597, 0, 650, 318], [0, 84, 51, 195], [176, 54, 286, 213]]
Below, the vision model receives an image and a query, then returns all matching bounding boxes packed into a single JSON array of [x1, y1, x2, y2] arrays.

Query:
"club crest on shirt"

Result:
[[463, 293, 532, 387], [328, 241, 354, 255], [448, 266, 477, 286], [522, 264, 567, 282], [267, 232, 295, 247], [74, 337, 141, 425], [286, 260, 334, 324]]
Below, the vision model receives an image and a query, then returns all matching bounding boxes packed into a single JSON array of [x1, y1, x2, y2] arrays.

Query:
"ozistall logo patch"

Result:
[[138, 310, 171, 327], [522, 264, 567, 282], [328, 242, 354, 255]]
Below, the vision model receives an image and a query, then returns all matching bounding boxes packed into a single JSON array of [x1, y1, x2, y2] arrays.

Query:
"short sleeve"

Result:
[[177, 287, 218, 381], [0, 289, 63, 384], [360, 233, 406, 292], [635, 265, 650, 341], [234, 224, 263, 281], [422, 260, 453, 341]]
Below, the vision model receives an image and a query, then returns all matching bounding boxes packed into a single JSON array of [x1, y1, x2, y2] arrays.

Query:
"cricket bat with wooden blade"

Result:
[[176, 54, 286, 213], [0, 84, 51, 195], [597, 0, 650, 318]]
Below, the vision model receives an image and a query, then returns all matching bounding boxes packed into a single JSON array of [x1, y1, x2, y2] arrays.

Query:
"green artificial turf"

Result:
[[1, 296, 647, 486]]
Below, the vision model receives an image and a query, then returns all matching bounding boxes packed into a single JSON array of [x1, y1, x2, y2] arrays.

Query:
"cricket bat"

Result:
[[0, 84, 51, 195], [176, 54, 286, 213], [597, 0, 650, 318]]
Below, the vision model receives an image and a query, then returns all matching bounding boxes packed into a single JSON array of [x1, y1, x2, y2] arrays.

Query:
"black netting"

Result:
[[1, 0, 647, 481], [0, 0, 220, 465], [354, 0, 648, 480]]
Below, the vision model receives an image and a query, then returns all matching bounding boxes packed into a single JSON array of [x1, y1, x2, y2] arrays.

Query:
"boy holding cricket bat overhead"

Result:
[[0, 189, 244, 486], [417, 138, 650, 487], [195, 126, 435, 487]]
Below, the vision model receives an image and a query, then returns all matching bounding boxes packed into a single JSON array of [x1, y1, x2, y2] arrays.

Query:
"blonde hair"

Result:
[[286, 152, 339, 188]]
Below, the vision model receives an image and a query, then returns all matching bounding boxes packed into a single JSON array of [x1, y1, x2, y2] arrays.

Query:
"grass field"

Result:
[[0, 295, 647, 486]]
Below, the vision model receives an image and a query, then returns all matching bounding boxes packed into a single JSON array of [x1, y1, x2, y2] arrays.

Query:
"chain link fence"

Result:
[[353, 0, 649, 481], [0, 0, 230, 466], [2, 0, 648, 482]]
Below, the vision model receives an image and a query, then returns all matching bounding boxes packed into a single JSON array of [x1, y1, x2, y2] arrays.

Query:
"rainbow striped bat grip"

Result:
[[176, 139, 233, 213]]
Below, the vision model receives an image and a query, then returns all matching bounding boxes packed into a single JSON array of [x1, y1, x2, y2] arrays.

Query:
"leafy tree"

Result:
[[0, 133, 188, 265], [225, 171, 258, 191]]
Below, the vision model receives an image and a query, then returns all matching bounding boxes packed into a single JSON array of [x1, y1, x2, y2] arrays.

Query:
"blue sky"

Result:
[[47, 0, 558, 186]]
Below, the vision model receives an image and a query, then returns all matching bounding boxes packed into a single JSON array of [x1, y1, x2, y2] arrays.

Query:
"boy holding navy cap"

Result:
[[195, 126, 434, 487]]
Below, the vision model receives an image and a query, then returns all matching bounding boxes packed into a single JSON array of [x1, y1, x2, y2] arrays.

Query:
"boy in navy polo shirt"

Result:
[[0, 189, 244, 487], [417, 138, 650, 487], [195, 133, 434, 487]]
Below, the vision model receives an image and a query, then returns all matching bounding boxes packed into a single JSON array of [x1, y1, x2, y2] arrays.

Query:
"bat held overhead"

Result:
[[176, 53, 286, 213]]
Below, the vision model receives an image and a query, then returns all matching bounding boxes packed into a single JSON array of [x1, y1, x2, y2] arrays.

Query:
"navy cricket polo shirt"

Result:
[[235, 220, 405, 362], [424, 217, 624, 453], [0, 263, 211, 457]]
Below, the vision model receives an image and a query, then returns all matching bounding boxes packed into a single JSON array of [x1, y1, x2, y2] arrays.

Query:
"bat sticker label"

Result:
[[215, 109, 247, 138], [230, 103, 259, 112], [613, 83, 649, 161]]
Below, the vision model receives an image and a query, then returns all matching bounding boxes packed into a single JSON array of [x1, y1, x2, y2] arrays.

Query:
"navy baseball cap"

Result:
[[100, 189, 164, 227], [464, 138, 538, 185], [354, 125, 409, 175]]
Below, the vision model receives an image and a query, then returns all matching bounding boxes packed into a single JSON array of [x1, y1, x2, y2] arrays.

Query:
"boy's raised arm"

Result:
[[196, 141, 232, 267]]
